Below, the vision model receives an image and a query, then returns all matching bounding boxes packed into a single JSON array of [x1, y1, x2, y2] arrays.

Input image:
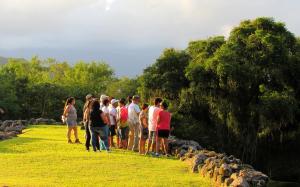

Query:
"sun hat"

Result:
[[100, 94, 109, 102], [111, 99, 119, 105], [86, 94, 93, 100]]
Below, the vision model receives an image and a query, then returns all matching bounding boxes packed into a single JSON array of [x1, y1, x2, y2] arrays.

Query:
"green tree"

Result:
[[106, 77, 139, 99], [139, 48, 190, 100]]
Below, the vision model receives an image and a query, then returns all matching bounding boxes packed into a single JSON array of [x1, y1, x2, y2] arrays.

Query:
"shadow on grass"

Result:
[[0, 137, 48, 154]]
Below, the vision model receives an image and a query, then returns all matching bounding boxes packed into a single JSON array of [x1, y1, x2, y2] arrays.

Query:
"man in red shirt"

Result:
[[155, 101, 171, 157]]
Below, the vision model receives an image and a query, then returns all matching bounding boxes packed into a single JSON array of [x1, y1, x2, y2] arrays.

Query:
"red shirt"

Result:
[[156, 110, 171, 130]]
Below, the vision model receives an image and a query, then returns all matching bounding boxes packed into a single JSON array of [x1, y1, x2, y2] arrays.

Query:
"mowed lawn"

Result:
[[0, 125, 211, 187]]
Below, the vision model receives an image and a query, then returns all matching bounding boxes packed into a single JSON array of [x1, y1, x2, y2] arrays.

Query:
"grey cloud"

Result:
[[0, 0, 299, 76]]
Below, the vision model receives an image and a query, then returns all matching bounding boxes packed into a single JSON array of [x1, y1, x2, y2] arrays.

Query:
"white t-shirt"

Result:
[[102, 106, 109, 114], [148, 106, 159, 131], [128, 103, 141, 124], [109, 106, 117, 125]]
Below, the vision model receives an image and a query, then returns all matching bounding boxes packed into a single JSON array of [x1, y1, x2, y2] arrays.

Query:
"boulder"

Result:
[[219, 163, 232, 177], [5, 125, 24, 133], [231, 177, 250, 187], [224, 177, 234, 187], [191, 153, 208, 173]]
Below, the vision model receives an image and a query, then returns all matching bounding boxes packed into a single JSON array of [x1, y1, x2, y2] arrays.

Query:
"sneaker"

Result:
[[68, 139, 73, 144], [75, 139, 81, 144], [155, 153, 160, 157]]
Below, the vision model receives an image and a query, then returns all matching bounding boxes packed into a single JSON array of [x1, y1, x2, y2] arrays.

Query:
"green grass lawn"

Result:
[[0, 125, 211, 187]]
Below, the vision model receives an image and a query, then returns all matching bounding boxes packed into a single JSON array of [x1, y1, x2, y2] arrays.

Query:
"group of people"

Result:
[[62, 94, 172, 156]]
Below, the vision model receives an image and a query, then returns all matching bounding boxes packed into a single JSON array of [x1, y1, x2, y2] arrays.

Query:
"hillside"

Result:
[[0, 125, 211, 186]]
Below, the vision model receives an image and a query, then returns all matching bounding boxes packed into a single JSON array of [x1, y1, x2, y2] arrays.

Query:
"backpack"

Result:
[[120, 106, 128, 123]]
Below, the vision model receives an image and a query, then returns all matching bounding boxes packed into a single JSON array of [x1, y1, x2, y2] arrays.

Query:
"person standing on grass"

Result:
[[127, 95, 141, 151], [101, 98, 111, 150], [89, 100, 109, 152], [139, 103, 149, 155], [155, 101, 171, 157], [117, 98, 129, 149], [147, 97, 162, 154], [109, 99, 119, 147], [63, 97, 81, 144], [126, 96, 132, 108], [83, 94, 93, 151]]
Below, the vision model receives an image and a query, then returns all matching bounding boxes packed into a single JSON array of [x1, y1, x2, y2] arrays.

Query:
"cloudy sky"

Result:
[[0, 0, 299, 76]]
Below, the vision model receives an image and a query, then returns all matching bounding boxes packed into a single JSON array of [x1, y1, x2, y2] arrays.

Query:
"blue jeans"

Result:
[[84, 122, 91, 150], [89, 126, 109, 151]]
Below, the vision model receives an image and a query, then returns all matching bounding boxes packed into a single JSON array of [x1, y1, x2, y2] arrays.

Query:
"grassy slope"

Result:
[[0, 125, 211, 187]]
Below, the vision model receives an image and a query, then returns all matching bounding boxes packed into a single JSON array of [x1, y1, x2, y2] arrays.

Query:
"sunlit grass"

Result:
[[0, 125, 210, 187]]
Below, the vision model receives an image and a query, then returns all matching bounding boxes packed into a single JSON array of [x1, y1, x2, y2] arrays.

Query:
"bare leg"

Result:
[[67, 127, 72, 143], [152, 142, 156, 153], [147, 139, 152, 153], [156, 138, 161, 154], [162, 138, 168, 154], [73, 126, 79, 140], [128, 130, 134, 150]]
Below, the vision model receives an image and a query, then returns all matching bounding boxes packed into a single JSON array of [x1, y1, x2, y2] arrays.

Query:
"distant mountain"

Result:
[[0, 56, 8, 65]]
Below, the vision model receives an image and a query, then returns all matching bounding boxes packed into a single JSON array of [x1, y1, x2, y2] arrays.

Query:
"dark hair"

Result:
[[90, 100, 100, 111], [119, 98, 126, 105], [154, 97, 163, 105], [127, 96, 132, 103], [160, 101, 168, 110], [103, 99, 110, 106], [65, 97, 75, 108], [142, 103, 149, 110]]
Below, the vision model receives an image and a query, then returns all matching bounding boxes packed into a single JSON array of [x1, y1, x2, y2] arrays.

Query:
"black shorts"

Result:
[[157, 130, 170, 138], [109, 125, 116, 136]]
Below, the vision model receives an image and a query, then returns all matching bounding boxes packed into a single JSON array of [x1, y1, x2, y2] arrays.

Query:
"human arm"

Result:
[[100, 112, 108, 125], [63, 105, 70, 117]]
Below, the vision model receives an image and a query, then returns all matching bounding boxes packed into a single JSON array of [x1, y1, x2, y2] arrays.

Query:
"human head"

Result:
[[90, 100, 100, 111], [132, 95, 140, 104], [86, 94, 93, 101], [100, 94, 109, 103], [127, 96, 132, 104], [65, 97, 75, 107], [119, 98, 126, 107], [154, 97, 162, 107], [103, 99, 110, 107], [111, 99, 119, 107], [160, 101, 168, 110], [142, 103, 149, 111]]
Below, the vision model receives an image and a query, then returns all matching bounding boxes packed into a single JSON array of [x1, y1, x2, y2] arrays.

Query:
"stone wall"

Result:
[[169, 136, 269, 187], [0, 118, 62, 141]]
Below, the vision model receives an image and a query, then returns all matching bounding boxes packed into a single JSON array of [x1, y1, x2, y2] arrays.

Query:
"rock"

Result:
[[191, 153, 208, 173], [221, 156, 230, 164], [239, 169, 268, 187], [230, 173, 239, 180], [179, 149, 187, 160], [5, 125, 24, 133], [219, 163, 232, 177], [28, 118, 37, 125], [2, 120, 13, 128], [206, 151, 217, 157], [231, 177, 250, 187], [224, 177, 234, 187]]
